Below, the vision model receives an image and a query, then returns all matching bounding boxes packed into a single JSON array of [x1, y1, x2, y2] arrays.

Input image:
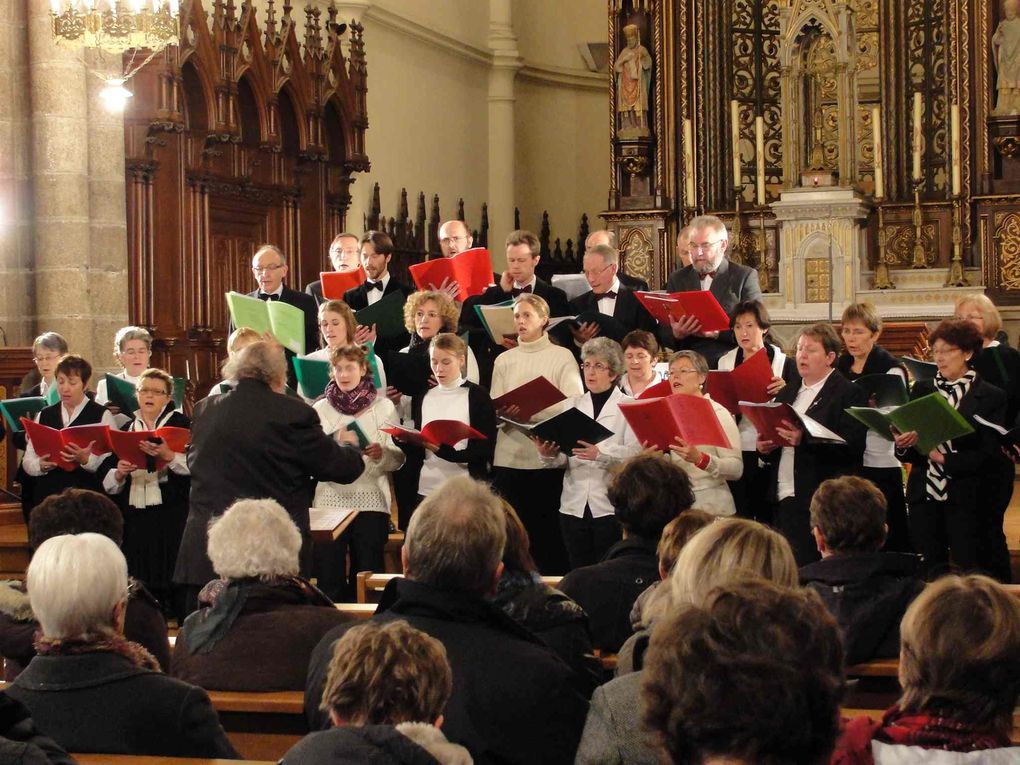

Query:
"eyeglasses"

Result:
[[582, 263, 614, 278], [415, 310, 441, 321], [668, 368, 701, 378], [120, 348, 149, 357], [137, 387, 170, 397], [580, 362, 610, 372], [931, 345, 962, 357], [252, 263, 285, 274], [686, 239, 725, 255], [440, 236, 467, 246], [33, 355, 60, 363]]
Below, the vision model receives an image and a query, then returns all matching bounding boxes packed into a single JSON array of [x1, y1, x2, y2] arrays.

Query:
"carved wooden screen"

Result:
[[123, 0, 368, 395]]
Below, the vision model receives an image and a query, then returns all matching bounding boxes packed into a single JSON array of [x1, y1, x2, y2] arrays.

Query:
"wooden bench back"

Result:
[[354, 572, 563, 604]]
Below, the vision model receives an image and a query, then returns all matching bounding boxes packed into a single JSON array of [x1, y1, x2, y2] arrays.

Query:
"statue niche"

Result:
[[993, 0, 1020, 116], [615, 23, 653, 138]]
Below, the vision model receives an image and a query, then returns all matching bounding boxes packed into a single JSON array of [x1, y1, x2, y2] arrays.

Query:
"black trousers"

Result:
[[492, 467, 569, 575], [730, 451, 772, 523], [861, 466, 911, 553], [908, 496, 980, 579], [313, 511, 391, 601], [974, 455, 1014, 583], [559, 507, 621, 571], [776, 496, 820, 566]]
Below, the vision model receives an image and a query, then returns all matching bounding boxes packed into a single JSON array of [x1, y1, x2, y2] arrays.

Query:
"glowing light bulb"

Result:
[[99, 78, 133, 113]]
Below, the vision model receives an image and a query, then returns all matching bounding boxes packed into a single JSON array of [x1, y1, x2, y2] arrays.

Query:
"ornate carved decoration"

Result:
[[995, 212, 1020, 290], [886, 223, 938, 267], [619, 226, 655, 284], [993, 135, 1020, 158]]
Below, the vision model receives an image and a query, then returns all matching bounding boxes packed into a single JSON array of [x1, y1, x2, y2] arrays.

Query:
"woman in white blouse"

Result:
[[312, 344, 403, 599], [535, 337, 640, 569], [619, 330, 661, 398], [94, 326, 154, 413], [666, 350, 743, 517]]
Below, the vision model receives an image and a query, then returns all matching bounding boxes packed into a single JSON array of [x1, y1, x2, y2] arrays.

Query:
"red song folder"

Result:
[[704, 348, 776, 415], [634, 290, 731, 332], [108, 426, 190, 471], [382, 420, 487, 449], [618, 394, 731, 451], [636, 378, 673, 400], [320, 268, 367, 300], [409, 248, 493, 301], [737, 402, 846, 446], [491, 376, 568, 422], [21, 419, 112, 472]]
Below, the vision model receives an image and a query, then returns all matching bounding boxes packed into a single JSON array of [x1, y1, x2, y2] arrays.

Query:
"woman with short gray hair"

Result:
[[95, 326, 154, 412], [534, 337, 640, 569], [6, 533, 236, 758], [171, 498, 347, 692]]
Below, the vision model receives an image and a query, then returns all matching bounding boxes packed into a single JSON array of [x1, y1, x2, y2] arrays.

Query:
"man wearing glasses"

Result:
[[427, 219, 499, 302], [663, 214, 763, 366], [568, 244, 655, 345], [304, 232, 362, 305]]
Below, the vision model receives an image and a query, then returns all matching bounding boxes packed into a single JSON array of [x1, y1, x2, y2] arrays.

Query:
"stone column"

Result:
[[487, 0, 520, 260]]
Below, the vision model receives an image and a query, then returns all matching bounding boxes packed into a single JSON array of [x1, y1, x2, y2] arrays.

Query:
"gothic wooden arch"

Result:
[[123, 0, 369, 394]]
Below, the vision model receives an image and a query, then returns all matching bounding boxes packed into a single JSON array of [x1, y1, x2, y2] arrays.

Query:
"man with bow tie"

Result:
[[342, 230, 412, 358], [567, 243, 654, 347], [662, 214, 763, 366], [230, 244, 319, 389]]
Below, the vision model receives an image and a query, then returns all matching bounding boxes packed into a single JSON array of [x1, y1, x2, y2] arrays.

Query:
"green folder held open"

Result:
[[105, 374, 139, 413], [846, 392, 974, 455], [0, 397, 47, 432], [354, 291, 407, 339], [293, 357, 332, 399], [225, 292, 306, 355], [44, 385, 59, 406]]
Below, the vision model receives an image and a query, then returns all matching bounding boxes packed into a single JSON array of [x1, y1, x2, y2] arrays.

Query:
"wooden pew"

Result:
[[355, 572, 563, 604], [206, 690, 306, 761]]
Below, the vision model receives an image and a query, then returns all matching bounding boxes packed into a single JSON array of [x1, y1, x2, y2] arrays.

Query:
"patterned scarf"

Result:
[[35, 629, 161, 672], [926, 370, 975, 501], [324, 376, 377, 416]]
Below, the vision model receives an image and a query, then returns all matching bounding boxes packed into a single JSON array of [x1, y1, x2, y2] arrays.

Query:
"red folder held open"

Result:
[[382, 420, 486, 449], [320, 268, 367, 300], [21, 419, 112, 472], [704, 348, 776, 415], [618, 394, 731, 451], [634, 290, 731, 332], [636, 379, 673, 400], [492, 376, 568, 422], [409, 248, 493, 302], [108, 426, 190, 471]]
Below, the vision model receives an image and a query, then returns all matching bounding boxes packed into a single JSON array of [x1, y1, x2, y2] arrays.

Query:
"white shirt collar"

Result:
[[599, 277, 621, 297], [799, 368, 834, 395], [368, 272, 390, 290], [260, 284, 285, 297], [513, 276, 537, 291]]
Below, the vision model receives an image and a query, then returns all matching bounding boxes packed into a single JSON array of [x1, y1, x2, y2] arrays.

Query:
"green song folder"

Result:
[[846, 392, 974, 454], [225, 292, 306, 355], [0, 397, 47, 432]]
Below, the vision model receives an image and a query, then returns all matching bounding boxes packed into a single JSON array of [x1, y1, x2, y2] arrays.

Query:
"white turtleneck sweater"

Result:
[[490, 333, 584, 470], [418, 376, 471, 496]]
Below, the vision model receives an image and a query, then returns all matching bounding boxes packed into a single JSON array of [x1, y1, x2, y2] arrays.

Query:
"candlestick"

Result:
[[730, 100, 741, 191], [683, 117, 696, 207], [873, 199, 895, 290], [911, 178, 927, 268], [945, 194, 968, 287], [871, 106, 884, 199], [912, 92, 923, 181], [755, 115, 765, 206], [950, 103, 961, 196]]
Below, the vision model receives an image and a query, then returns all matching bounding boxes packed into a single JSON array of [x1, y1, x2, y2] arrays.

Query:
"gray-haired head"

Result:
[[222, 340, 288, 390], [207, 498, 302, 580], [581, 337, 625, 380]]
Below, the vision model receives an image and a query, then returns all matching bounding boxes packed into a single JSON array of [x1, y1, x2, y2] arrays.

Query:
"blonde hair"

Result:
[[227, 327, 262, 357], [329, 344, 369, 368], [841, 302, 882, 335], [513, 293, 550, 321], [429, 332, 467, 361], [668, 518, 798, 608], [319, 300, 357, 345], [955, 293, 1002, 340]]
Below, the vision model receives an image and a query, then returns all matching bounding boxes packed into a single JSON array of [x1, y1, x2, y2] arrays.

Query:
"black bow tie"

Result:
[[258, 292, 280, 302], [699, 271, 717, 281], [597, 290, 618, 300], [511, 285, 533, 298], [366, 280, 384, 292]]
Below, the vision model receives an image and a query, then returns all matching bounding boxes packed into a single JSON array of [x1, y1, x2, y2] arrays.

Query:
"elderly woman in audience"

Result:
[[205, 326, 261, 397], [560, 452, 696, 654], [665, 350, 743, 517], [619, 330, 661, 397], [575, 517, 799, 765], [102, 367, 191, 619], [94, 326, 154, 413], [301, 299, 387, 397], [492, 499, 599, 690], [716, 300, 794, 521], [534, 337, 641, 569], [954, 293, 1018, 582], [836, 301, 911, 552], [0, 489, 171, 679], [834, 574, 1020, 763], [645, 581, 844, 765], [172, 498, 348, 691], [5, 533, 237, 758], [312, 343, 403, 599], [893, 319, 1007, 578], [491, 293, 584, 574], [283, 621, 471, 765]]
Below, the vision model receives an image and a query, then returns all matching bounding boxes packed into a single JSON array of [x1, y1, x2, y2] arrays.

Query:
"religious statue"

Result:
[[615, 24, 652, 138], [993, 0, 1020, 115]]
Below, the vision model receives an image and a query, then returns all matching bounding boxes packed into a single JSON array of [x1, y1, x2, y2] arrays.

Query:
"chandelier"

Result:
[[50, 0, 181, 54]]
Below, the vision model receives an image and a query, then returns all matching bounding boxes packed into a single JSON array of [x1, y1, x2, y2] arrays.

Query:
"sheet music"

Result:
[[309, 506, 355, 533]]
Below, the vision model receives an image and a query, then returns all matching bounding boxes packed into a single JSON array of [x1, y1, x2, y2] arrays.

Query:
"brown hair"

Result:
[[29, 489, 124, 551], [840, 302, 882, 335], [898, 575, 1020, 735], [318, 300, 357, 345], [657, 509, 715, 575], [329, 344, 369, 368], [505, 229, 540, 258], [799, 323, 842, 357], [498, 499, 537, 575], [55, 354, 92, 386], [608, 453, 696, 540], [136, 368, 173, 397], [403, 291, 461, 335], [809, 476, 886, 553], [429, 332, 467, 361], [927, 318, 985, 358], [360, 230, 395, 257], [621, 330, 659, 357], [730, 300, 772, 331], [320, 621, 452, 725]]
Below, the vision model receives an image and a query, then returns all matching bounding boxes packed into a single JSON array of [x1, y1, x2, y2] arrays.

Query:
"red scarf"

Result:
[[832, 707, 1011, 764], [324, 376, 376, 415]]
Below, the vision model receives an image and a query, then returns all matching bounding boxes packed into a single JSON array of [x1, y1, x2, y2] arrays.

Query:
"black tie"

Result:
[[511, 285, 533, 298], [598, 290, 618, 300], [366, 281, 384, 292], [258, 293, 280, 302]]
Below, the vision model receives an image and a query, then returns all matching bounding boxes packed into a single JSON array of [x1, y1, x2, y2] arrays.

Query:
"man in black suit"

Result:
[[304, 232, 361, 305], [460, 229, 570, 385], [173, 341, 364, 612], [230, 243, 319, 389], [663, 214, 763, 366], [568, 243, 655, 347], [585, 230, 650, 292], [343, 230, 413, 359], [757, 324, 866, 566]]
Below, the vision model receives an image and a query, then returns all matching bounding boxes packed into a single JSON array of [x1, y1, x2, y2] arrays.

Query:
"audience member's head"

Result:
[[498, 499, 537, 576], [668, 518, 798, 608], [643, 580, 845, 765], [898, 574, 1020, 737], [207, 498, 301, 581], [810, 476, 887, 556], [607, 453, 695, 541], [320, 620, 452, 727], [28, 533, 129, 641], [222, 340, 288, 392], [28, 489, 124, 551], [656, 509, 715, 581], [403, 477, 506, 597]]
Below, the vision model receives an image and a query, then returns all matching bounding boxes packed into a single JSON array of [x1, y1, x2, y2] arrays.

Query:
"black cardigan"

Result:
[[407, 381, 497, 481]]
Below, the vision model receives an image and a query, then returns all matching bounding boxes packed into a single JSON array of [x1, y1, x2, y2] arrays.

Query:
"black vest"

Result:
[[31, 400, 108, 510]]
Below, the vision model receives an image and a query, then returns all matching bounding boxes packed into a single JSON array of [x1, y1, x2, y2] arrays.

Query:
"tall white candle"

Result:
[[683, 118, 696, 206], [730, 100, 741, 187], [871, 106, 884, 199], [755, 115, 765, 206], [950, 103, 961, 196], [912, 92, 923, 181]]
